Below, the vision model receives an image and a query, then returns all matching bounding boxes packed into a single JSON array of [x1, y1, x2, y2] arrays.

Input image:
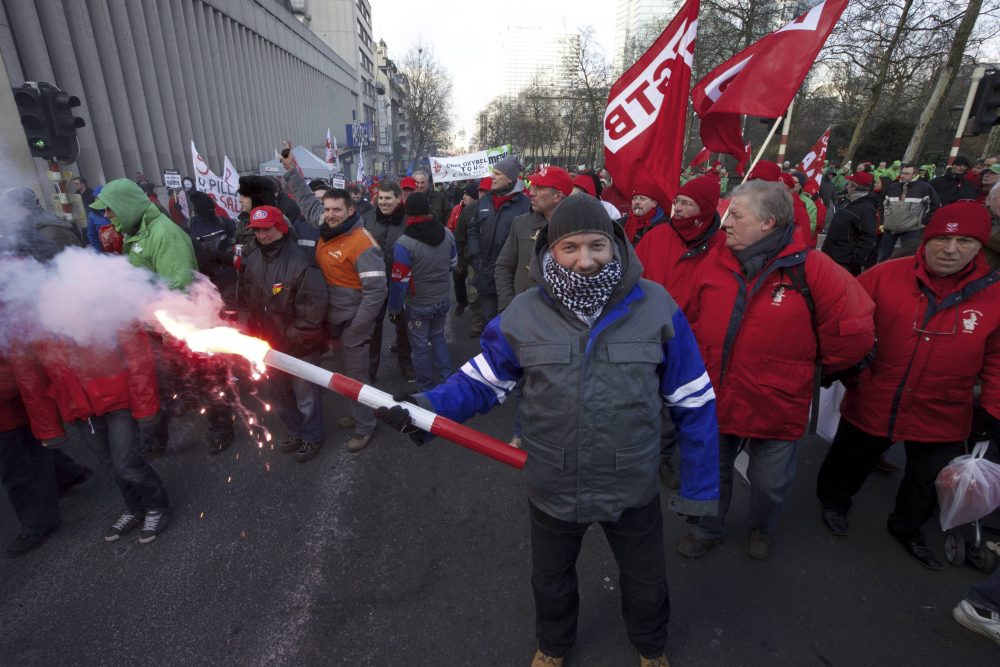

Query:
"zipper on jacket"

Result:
[[88, 417, 95, 435]]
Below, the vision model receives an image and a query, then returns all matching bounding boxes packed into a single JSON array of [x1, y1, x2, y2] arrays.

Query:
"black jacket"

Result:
[[188, 214, 237, 287], [244, 235, 327, 357], [821, 192, 879, 275], [929, 173, 979, 205]]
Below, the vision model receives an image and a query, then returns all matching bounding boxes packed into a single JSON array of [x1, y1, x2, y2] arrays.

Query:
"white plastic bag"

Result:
[[816, 382, 846, 443], [936, 442, 1000, 531]]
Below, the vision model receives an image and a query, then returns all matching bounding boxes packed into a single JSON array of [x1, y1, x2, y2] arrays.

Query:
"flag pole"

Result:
[[720, 115, 787, 226], [776, 100, 795, 164]]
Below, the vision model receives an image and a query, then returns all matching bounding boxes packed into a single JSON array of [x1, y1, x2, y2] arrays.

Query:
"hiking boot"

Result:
[[746, 529, 770, 560], [57, 466, 93, 497], [530, 650, 564, 667], [4, 531, 53, 558], [138, 510, 170, 543], [105, 513, 142, 542], [898, 537, 943, 570], [295, 440, 323, 462], [953, 599, 1000, 646], [677, 533, 723, 558], [345, 433, 373, 453], [280, 436, 304, 454], [822, 509, 848, 536], [659, 459, 680, 490], [509, 435, 522, 449], [338, 416, 358, 430], [640, 655, 671, 667]]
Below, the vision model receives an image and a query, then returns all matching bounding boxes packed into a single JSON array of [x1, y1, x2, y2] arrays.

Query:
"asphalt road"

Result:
[[1, 308, 998, 666]]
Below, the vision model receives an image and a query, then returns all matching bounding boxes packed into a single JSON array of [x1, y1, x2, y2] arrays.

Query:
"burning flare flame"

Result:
[[154, 310, 270, 373]]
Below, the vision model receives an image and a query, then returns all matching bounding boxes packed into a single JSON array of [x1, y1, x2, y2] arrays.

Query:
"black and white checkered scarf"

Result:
[[542, 252, 622, 316]]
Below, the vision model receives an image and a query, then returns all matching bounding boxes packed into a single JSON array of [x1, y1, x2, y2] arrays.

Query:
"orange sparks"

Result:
[[264, 403, 271, 412], [154, 310, 270, 372], [227, 476, 232, 483], [199, 407, 207, 415], [264, 462, 271, 472], [199, 511, 205, 519]]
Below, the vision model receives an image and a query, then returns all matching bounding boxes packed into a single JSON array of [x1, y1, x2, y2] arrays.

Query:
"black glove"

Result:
[[374, 393, 425, 445], [971, 406, 1000, 442], [388, 312, 401, 324]]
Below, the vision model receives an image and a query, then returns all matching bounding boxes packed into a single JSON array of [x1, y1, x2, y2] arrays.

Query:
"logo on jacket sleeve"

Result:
[[272, 283, 285, 295], [962, 309, 982, 333]]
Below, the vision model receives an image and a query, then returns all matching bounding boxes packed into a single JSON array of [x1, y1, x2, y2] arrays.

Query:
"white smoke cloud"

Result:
[[0, 247, 223, 350]]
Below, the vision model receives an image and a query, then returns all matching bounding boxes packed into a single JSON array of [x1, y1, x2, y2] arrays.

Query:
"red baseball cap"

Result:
[[846, 172, 874, 189], [572, 174, 597, 197], [400, 176, 418, 191], [528, 166, 573, 196], [248, 205, 289, 233]]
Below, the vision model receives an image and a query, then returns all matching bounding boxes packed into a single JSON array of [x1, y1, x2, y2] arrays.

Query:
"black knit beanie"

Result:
[[405, 192, 431, 216], [546, 194, 615, 245]]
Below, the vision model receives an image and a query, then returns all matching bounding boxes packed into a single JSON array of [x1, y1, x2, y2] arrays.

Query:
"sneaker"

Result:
[[821, 508, 848, 536], [659, 459, 680, 490], [640, 656, 671, 667], [530, 650, 564, 667], [4, 531, 53, 558], [338, 416, 358, 429], [953, 599, 1000, 646], [345, 433, 373, 453], [677, 533, 723, 558], [509, 435, 522, 449], [105, 513, 142, 542], [57, 466, 93, 497], [746, 529, 770, 560], [138, 511, 169, 543], [295, 440, 324, 462], [280, 436, 304, 454]]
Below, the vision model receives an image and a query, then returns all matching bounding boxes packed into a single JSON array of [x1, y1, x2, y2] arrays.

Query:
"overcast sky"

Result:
[[371, 0, 619, 137]]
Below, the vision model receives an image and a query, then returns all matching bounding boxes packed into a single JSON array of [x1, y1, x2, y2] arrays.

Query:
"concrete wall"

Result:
[[0, 0, 358, 185]]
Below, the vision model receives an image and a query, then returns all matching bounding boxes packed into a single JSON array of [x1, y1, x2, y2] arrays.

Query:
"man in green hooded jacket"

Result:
[[91, 179, 234, 454], [91, 179, 196, 290]]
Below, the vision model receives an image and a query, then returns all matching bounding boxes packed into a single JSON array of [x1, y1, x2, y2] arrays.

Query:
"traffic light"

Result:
[[10, 81, 86, 162], [12, 83, 54, 158], [970, 70, 1000, 136]]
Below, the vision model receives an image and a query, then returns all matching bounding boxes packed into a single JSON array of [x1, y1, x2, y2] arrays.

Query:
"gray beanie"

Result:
[[492, 156, 522, 183], [547, 193, 615, 245]]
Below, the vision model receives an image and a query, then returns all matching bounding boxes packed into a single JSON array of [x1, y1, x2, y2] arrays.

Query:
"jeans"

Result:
[[329, 321, 376, 436], [270, 351, 324, 445], [529, 495, 669, 659], [479, 293, 499, 327], [816, 418, 965, 541], [76, 410, 169, 514], [878, 229, 923, 261], [968, 568, 1000, 613], [0, 426, 62, 535], [369, 296, 412, 381], [694, 434, 798, 539], [406, 300, 452, 390]]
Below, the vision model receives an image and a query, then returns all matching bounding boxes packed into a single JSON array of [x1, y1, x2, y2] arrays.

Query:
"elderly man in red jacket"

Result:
[[817, 201, 1000, 570], [681, 180, 875, 560]]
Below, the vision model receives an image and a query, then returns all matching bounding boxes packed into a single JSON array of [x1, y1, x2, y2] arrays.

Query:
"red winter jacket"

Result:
[[0, 355, 30, 433], [688, 232, 875, 440], [12, 328, 159, 441], [635, 216, 724, 314], [841, 252, 1000, 442], [792, 196, 814, 249]]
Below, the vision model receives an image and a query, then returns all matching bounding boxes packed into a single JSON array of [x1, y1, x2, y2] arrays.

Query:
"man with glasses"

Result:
[[817, 201, 1000, 570], [878, 163, 941, 261]]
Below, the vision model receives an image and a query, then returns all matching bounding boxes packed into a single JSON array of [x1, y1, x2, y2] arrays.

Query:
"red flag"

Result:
[[691, 0, 848, 163], [690, 146, 710, 167], [603, 0, 699, 203], [795, 127, 831, 190]]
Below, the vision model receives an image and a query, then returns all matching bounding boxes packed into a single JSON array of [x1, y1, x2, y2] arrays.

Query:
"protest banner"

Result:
[[191, 141, 241, 219], [429, 145, 512, 183]]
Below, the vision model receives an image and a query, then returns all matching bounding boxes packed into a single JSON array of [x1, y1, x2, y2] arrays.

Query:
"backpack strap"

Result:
[[784, 253, 822, 435]]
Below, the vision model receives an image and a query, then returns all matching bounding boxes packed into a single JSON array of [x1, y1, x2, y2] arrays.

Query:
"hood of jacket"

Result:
[[95, 179, 156, 236]]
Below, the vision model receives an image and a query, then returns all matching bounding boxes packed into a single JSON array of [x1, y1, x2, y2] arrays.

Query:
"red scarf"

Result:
[[670, 209, 716, 244], [492, 191, 517, 210]]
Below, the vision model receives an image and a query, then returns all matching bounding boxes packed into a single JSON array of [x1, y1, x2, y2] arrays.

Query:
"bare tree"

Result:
[[401, 44, 453, 166]]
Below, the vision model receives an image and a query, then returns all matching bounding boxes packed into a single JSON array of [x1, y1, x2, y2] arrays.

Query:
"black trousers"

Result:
[[816, 418, 966, 541], [368, 297, 412, 381], [529, 495, 669, 659]]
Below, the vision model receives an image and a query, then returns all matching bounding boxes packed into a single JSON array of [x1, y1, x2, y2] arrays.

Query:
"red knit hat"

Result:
[[676, 174, 720, 215], [631, 173, 667, 206], [748, 160, 782, 182], [572, 174, 597, 197], [778, 173, 797, 190], [923, 201, 992, 245], [248, 205, 289, 233]]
